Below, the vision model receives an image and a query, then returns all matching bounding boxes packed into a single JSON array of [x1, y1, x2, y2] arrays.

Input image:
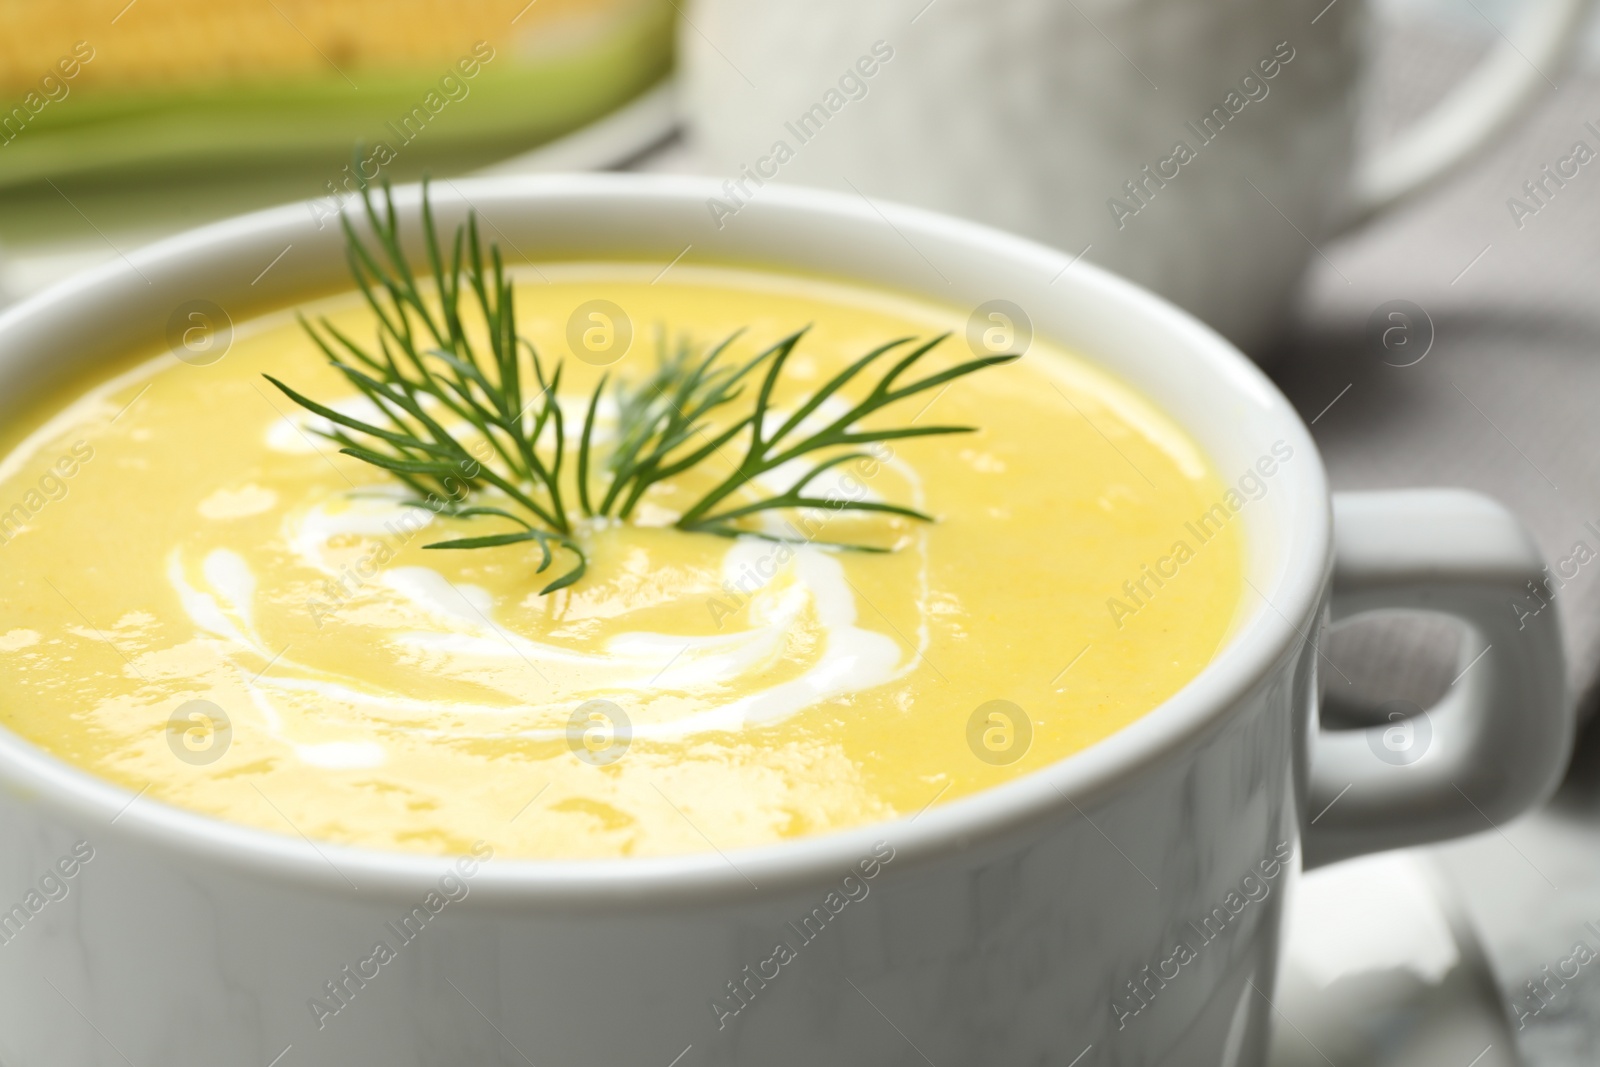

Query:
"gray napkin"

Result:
[[1273, 22, 1600, 731]]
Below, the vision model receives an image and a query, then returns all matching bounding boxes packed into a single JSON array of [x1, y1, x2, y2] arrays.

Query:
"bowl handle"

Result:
[[1302, 489, 1571, 868], [1341, 0, 1594, 229]]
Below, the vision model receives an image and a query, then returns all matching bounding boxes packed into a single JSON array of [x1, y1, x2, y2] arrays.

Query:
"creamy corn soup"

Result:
[[0, 266, 1242, 859]]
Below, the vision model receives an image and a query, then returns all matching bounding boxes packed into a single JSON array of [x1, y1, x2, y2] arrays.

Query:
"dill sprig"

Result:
[[267, 179, 1018, 594]]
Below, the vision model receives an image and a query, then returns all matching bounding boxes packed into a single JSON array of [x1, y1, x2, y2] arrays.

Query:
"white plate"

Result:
[[475, 79, 678, 176], [1269, 852, 1518, 1067]]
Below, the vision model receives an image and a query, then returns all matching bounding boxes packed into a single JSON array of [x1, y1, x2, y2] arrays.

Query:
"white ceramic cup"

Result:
[[680, 0, 1594, 354], [0, 176, 1570, 1066]]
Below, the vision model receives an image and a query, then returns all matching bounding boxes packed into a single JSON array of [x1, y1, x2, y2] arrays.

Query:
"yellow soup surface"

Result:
[[0, 265, 1243, 859]]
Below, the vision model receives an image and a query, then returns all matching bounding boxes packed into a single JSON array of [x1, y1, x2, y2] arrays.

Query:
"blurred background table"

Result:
[[6, 1, 1600, 1063]]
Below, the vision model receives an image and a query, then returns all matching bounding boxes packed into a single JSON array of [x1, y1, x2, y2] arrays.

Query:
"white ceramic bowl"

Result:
[[0, 176, 1569, 1066]]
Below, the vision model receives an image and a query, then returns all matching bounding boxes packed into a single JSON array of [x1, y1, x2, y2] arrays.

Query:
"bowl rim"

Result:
[[0, 174, 1330, 905]]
